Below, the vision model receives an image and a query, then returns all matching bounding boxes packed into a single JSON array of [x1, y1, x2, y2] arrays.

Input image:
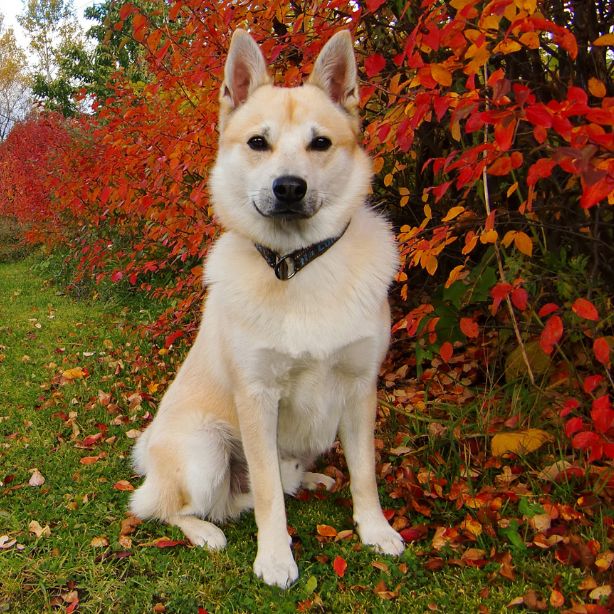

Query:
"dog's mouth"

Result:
[[253, 201, 315, 221]]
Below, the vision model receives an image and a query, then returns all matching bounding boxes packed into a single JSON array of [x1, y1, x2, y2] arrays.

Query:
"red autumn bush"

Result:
[[0, 0, 612, 459]]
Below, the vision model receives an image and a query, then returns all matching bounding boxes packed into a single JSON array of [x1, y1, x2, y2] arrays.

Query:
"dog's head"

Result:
[[209, 29, 372, 252]]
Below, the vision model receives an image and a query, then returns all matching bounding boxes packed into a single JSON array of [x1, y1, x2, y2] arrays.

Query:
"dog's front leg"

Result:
[[339, 388, 405, 556], [235, 388, 298, 589]]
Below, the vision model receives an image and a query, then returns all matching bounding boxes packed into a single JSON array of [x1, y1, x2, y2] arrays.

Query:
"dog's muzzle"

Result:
[[268, 175, 310, 219]]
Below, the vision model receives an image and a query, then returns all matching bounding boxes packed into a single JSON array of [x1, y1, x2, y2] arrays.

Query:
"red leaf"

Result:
[[593, 337, 611, 366], [527, 158, 556, 186], [564, 417, 584, 438], [571, 298, 599, 321], [572, 431, 603, 462], [525, 104, 552, 128], [559, 398, 580, 418], [439, 341, 453, 362], [580, 176, 614, 209], [153, 539, 186, 548], [539, 315, 563, 355], [490, 283, 512, 315], [460, 317, 479, 338], [510, 287, 528, 311], [164, 330, 183, 348], [333, 555, 347, 577], [366, 0, 386, 10], [538, 303, 559, 317], [591, 395, 613, 434], [400, 525, 428, 542], [111, 271, 123, 283], [364, 54, 386, 78], [583, 374, 603, 394]]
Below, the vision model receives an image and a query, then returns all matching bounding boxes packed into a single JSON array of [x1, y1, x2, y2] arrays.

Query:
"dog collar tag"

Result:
[[274, 255, 297, 280], [255, 221, 350, 281]]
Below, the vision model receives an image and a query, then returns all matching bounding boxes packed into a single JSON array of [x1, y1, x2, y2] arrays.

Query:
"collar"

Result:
[[254, 221, 350, 281]]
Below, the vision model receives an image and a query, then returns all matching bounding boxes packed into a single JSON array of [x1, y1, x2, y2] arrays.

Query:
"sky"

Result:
[[2, 0, 98, 53]]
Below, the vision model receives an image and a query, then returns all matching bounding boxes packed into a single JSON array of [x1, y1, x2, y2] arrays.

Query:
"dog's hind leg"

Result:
[[130, 418, 244, 550], [169, 514, 227, 549], [302, 471, 335, 491]]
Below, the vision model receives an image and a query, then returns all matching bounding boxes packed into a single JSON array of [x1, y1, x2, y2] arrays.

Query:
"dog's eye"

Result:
[[308, 136, 332, 151], [247, 136, 269, 151]]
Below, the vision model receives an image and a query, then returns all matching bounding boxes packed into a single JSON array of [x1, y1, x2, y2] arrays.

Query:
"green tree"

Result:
[[0, 13, 30, 139]]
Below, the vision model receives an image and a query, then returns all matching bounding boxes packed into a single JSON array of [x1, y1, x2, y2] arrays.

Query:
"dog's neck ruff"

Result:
[[255, 222, 350, 281]]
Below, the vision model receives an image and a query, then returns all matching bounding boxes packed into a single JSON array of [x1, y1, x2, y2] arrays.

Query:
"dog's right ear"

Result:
[[220, 30, 271, 118]]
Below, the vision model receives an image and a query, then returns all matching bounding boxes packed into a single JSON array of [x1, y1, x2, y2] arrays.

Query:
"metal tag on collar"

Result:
[[274, 254, 297, 280]]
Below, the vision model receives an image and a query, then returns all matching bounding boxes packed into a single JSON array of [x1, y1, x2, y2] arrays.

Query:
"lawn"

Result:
[[0, 256, 610, 613]]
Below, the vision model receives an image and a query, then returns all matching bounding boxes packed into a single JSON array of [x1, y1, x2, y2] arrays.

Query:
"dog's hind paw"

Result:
[[359, 523, 405, 556], [172, 516, 227, 550], [254, 548, 299, 589], [301, 471, 335, 491]]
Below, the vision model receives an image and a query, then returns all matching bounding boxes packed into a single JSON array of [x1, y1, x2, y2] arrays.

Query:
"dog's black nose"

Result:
[[272, 176, 307, 203]]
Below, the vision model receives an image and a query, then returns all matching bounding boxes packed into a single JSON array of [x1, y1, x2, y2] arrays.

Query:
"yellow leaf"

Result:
[[425, 254, 438, 275], [441, 206, 465, 222], [62, 367, 86, 380], [462, 232, 478, 255], [588, 77, 606, 98], [424, 204, 432, 220], [593, 33, 614, 46], [502, 230, 517, 248], [514, 231, 533, 256], [445, 265, 466, 288], [383, 173, 393, 187], [372, 156, 384, 174], [491, 429, 553, 456], [450, 119, 461, 141], [399, 187, 410, 196], [507, 182, 518, 198], [519, 31, 540, 49], [479, 229, 498, 244], [431, 63, 452, 87], [494, 39, 522, 54], [450, 0, 476, 9]]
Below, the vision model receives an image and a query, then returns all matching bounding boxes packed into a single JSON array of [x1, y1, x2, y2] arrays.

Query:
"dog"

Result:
[[130, 28, 404, 588]]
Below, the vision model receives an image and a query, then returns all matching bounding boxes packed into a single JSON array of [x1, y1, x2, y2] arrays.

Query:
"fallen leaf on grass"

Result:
[[28, 468, 45, 486], [316, 524, 337, 538], [549, 589, 564, 608], [120, 514, 142, 535], [491, 429, 553, 456], [333, 555, 347, 577], [62, 367, 87, 380], [125, 429, 142, 439], [595, 551, 614, 572], [537, 460, 574, 481], [29, 520, 51, 538], [589, 585, 612, 601], [80, 454, 105, 465], [139, 537, 187, 548], [90, 536, 109, 547], [113, 480, 134, 491]]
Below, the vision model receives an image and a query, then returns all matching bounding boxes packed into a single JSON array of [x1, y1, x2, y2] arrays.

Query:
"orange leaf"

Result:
[[593, 33, 614, 46], [431, 64, 452, 87], [513, 231, 533, 256], [588, 78, 606, 98], [479, 229, 498, 244], [460, 317, 479, 338], [439, 341, 453, 362], [62, 367, 86, 380], [333, 555, 347, 577], [441, 206, 464, 222], [571, 298, 599, 321], [114, 480, 135, 491], [316, 524, 337, 538]]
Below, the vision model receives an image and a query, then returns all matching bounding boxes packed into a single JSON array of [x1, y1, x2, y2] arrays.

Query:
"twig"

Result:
[[482, 65, 535, 386]]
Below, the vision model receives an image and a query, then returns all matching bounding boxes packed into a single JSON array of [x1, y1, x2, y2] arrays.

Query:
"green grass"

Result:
[[0, 256, 596, 613]]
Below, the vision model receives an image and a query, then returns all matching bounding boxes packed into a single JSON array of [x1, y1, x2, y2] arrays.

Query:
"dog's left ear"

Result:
[[220, 30, 272, 121], [308, 30, 359, 116]]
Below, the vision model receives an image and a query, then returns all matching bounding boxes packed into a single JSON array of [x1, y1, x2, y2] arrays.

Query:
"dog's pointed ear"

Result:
[[220, 30, 271, 113], [308, 30, 358, 115]]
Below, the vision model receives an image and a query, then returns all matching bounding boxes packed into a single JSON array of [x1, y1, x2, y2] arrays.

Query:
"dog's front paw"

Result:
[[253, 547, 299, 589], [359, 522, 405, 556]]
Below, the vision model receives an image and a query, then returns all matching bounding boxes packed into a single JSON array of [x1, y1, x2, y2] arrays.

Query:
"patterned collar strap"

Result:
[[254, 221, 350, 281]]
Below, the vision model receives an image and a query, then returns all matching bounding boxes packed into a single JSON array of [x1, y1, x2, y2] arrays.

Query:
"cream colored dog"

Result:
[[130, 28, 404, 588]]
